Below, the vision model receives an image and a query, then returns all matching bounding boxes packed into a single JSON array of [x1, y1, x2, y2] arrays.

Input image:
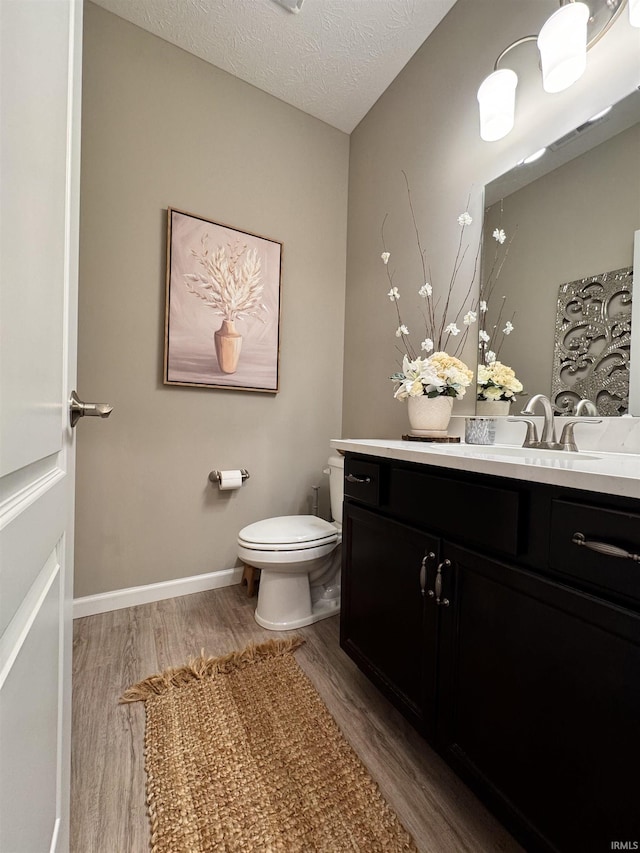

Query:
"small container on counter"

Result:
[[465, 417, 497, 446]]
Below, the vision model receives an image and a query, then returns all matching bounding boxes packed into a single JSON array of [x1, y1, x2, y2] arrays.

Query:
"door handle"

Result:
[[69, 390, 113, 428]]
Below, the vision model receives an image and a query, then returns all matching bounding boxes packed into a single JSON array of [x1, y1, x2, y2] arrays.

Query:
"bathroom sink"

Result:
[[450, 444, 602, 462]]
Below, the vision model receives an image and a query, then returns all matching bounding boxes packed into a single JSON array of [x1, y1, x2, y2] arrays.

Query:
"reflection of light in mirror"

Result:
[[588, 106, 613, 122], [520, 148, 547, 165]]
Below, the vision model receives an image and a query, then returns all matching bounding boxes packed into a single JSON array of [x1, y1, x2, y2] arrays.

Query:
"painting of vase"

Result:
[[164, 208, 282, 392]]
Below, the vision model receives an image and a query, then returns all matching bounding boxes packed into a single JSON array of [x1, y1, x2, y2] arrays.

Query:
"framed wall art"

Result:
[[164, 208, 283, 392], [551, 265, 632, 416]]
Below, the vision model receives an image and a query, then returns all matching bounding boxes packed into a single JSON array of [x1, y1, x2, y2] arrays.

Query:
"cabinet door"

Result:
[[438, 542, 640, 853], [341, 503, 439, 733]]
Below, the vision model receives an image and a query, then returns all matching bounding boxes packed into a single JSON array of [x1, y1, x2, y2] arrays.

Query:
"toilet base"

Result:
[[254, 595, 340, 631], [253, 552, 341, 631]]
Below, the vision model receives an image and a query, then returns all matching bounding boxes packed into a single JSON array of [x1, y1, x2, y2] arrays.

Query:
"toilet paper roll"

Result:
[[218, 470, 244, 491]]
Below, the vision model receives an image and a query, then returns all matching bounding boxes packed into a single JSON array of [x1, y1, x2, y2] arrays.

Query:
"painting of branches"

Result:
[[164, 208, 282, 392]]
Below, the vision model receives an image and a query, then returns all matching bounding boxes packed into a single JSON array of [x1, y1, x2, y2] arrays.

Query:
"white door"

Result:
[[1, 1, 83, 850]]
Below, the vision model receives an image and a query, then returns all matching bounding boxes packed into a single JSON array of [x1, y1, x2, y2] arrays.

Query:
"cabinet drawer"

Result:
[[343, 458, 381, 507], [550, 499, 640, 605], [389, 467, 521, 556]]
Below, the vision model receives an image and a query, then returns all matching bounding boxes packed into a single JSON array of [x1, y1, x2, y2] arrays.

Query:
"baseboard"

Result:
[[73, 566, 244, 619]]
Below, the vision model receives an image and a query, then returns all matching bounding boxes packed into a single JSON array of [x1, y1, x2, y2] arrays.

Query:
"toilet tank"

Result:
[[328, 454, 344, 525]]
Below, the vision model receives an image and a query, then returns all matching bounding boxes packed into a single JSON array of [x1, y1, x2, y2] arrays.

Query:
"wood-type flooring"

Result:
[[71, 584, 522, 852]]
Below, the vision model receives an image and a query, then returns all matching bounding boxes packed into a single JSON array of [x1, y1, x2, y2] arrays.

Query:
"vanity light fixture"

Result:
[[630, 0, 640, 26], [478, 0, 629, 142], [537, 3, 590, 93]]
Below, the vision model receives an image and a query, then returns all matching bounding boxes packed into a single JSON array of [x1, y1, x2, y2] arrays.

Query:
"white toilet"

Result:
[[237, 454, 344, 631]]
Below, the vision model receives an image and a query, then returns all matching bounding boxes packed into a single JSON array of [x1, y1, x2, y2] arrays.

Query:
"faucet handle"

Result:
[[508, 417, 539, 448], [558, 419, 602, 452]]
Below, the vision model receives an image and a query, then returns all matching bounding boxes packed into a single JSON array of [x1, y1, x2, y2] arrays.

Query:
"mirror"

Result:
[[479, 87, 640, 416]]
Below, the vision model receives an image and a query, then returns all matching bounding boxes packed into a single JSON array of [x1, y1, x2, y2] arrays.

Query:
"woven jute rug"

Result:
[[122, 637, 417, 853]]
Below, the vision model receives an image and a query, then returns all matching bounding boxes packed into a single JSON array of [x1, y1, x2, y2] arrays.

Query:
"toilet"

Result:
[[237, 454, 344, 631]]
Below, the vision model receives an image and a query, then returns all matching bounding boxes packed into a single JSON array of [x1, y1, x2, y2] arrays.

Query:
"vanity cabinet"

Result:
[[341, 503, 439, 734], [341, 453, 640, 853]]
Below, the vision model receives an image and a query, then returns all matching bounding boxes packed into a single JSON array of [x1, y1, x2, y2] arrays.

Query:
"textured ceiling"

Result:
[[90, 0, 457, 133]]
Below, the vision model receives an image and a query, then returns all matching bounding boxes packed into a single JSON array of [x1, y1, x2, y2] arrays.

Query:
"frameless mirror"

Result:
[[479, 87, 640, 416]]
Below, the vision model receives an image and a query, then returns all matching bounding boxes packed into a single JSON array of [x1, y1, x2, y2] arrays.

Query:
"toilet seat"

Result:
[[238, 515, 338, 552]]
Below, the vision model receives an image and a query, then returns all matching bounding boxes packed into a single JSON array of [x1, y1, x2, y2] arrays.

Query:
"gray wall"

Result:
[[485, 123, 640, 406], [343, 0, 639, 438], [76, 3, 349, 597]]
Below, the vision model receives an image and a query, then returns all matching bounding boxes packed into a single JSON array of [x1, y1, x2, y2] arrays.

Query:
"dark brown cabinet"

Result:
[[341, 452, 640, 853], [341, 503, 439, 734]]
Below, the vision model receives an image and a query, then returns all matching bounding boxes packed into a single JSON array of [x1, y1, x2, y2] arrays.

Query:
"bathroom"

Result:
[[2, 0, 639, 851]]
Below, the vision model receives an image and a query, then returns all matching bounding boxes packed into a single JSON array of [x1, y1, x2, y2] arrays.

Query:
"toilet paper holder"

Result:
[[208, 469, 250, 485]]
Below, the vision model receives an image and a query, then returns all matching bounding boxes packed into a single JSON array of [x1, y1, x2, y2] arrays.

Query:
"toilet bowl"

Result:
[[237, 454, 344, 631]]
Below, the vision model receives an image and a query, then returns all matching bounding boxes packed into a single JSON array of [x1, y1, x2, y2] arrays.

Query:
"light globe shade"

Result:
[[477, 68, 518, 142], [537, 3, 590, 94], [630, 0, 640, 27]]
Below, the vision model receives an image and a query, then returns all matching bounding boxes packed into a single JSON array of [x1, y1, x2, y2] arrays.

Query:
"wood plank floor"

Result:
[[71, 584, 522, 852]]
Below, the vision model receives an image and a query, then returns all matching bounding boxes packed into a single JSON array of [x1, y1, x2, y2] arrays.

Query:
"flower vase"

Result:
[[214, 319, 242, 374], [407, 395, 454, 436], [476, 399, 510, 417]]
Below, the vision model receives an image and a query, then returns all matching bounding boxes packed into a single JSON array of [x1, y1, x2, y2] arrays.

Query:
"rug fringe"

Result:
[[120, 636, 305, 703]]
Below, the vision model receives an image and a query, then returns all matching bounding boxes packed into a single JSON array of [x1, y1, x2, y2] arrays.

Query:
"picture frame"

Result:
[[164, 208, 283, 392]]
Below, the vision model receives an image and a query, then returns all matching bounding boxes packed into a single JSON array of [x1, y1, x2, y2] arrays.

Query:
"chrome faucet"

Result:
[[510, 393, 603, 452], [521, 394, 559, 449]]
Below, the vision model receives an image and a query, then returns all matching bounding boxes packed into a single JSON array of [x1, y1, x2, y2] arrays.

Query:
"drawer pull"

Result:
[[346, 473, 372, 485], [571, 532, 640, 562], [419, 552, 436, 597]]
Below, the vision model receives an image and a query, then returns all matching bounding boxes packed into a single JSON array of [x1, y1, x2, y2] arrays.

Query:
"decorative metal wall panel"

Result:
[[551, 266, 633, 416]]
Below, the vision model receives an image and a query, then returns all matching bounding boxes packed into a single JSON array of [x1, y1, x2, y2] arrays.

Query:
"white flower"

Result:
[[392, 354, 445, 399], [421, 338, 434, 352], [458, 212, 473, 226], [444, 322, 460, 336], [503, 320, 514, 335], [493, 228, 506, 244], [387, 287, 400, 301], [463, 311, 477, 325], [479, 329, 490, 343], [480, 300, 488, 313], [381, 252, 390, 264], [418, 282, 432, 298], [486, 350, 496, 363], [396, 324, 409, 337], [483, 385, 504, 401]]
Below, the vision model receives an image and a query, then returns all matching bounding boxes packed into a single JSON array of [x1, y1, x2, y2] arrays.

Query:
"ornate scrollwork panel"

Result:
[[551, 266, 633, 416]]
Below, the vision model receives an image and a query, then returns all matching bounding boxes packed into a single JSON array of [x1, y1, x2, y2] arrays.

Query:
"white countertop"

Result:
[[330, 438, 640, 501]]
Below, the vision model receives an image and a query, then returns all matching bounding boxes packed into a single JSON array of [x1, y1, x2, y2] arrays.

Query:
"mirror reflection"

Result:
[[479, 88, 640, 417]]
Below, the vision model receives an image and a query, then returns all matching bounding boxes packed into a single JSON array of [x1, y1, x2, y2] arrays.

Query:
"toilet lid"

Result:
[[238, 515, 338, 550]]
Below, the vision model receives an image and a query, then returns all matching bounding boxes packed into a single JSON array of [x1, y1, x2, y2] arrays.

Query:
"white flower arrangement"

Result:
[[392, 352, 473, 400], [477, 361, 523, 403], [478, 214, 517, 369], [381, 173, 478, 400]]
